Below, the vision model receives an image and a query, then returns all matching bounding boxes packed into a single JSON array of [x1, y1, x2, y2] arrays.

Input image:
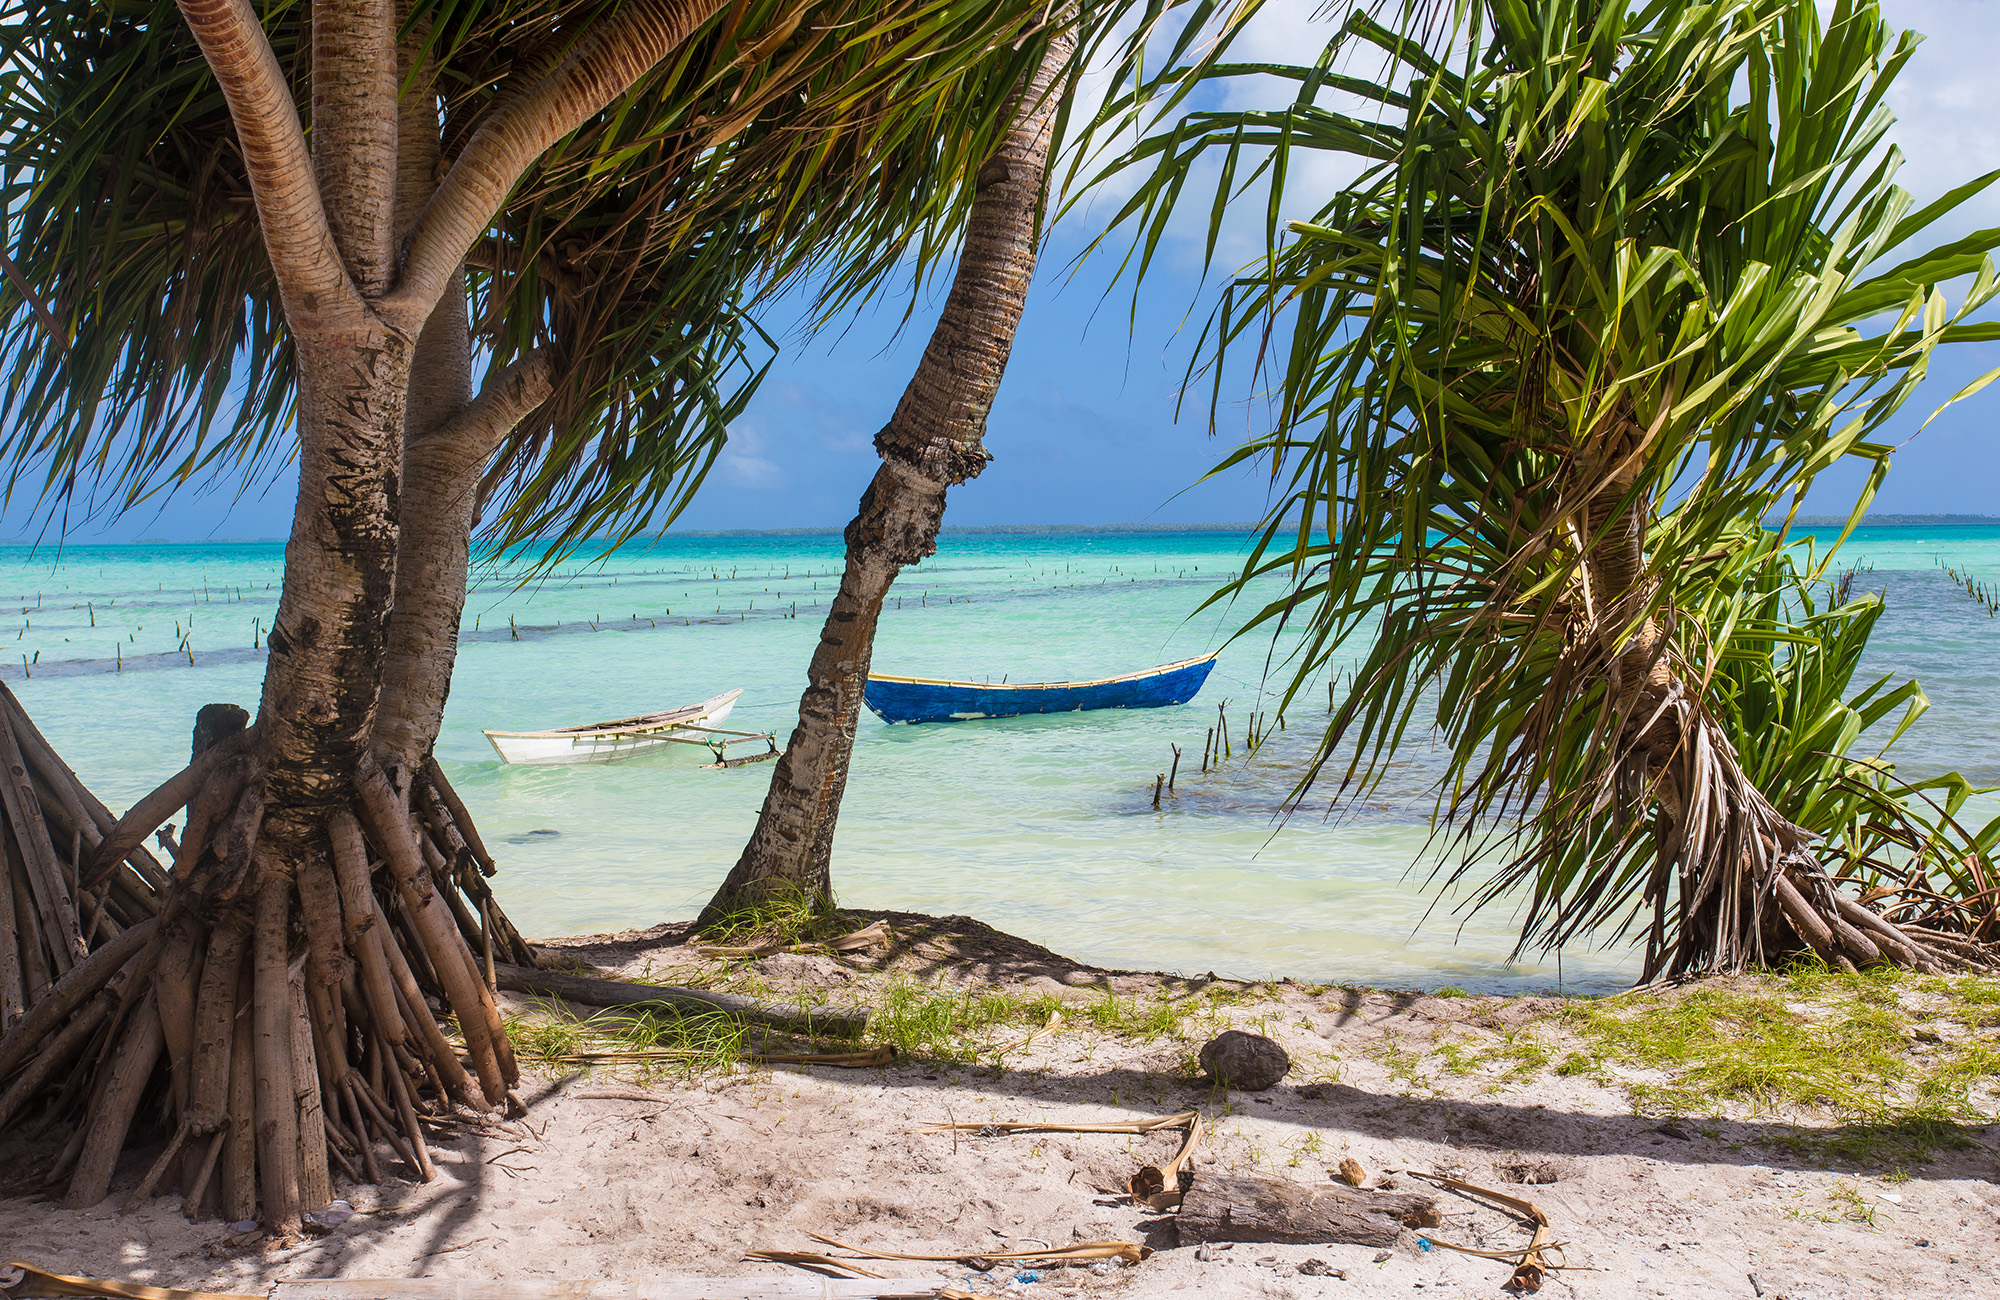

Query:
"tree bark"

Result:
[[1576, 465, 1963, 979], [1174, 1174, 1440, 1249], [699, 24, 1073, 923]]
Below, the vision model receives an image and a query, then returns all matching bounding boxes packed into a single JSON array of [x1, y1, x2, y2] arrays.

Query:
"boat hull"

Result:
[[484, 695, 738, 765], [864, 655, 1218, 725]]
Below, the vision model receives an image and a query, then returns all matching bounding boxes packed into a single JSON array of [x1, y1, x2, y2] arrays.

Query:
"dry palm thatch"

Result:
[[1084, 0, 2000, 978]]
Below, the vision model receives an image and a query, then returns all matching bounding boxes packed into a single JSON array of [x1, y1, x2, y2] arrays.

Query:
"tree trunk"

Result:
[[698, 24, 1074, 925], [1, 0, 734, 1226], [1579, 472, 1966, 979], [1174, 1174, 1439, 1249]]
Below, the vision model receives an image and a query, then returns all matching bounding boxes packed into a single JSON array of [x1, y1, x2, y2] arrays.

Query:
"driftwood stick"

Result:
[[1174, 1174, 1440, 1250], [493, 963, 870, 1038], [80, 728, 256, 887]]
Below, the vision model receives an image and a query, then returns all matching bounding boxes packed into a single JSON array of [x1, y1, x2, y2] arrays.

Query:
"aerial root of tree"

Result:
[[0, 694, 538, 1231], [1638, 704, 1998, 980]]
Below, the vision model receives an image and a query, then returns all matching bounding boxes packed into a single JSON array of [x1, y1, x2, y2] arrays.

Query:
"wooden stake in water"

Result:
[[1202, 727, 1213, 773], [1168, 744, 1182, 793], [1152, 774, 1164, 809]]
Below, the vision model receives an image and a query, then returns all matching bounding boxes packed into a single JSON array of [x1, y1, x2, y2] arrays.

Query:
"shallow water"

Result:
[[4, 525, 1996, 993]]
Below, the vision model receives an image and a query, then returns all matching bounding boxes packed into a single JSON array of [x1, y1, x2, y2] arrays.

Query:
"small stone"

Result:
[[1198, 1030, 1290, 1091], [1336, 1157, 1368, 1186], [1372, 1250, 1393, 1264], [1297, 1259, 1344, 1278]]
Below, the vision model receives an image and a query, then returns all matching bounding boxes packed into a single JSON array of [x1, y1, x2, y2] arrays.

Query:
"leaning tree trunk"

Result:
[[698, 25, 1075, 924], [1580, 471, 1979, 980]]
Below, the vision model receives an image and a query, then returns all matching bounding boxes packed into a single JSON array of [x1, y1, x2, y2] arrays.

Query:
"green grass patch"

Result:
[[694, 884, 860, 948], [1552, 964, 2000, 1163], [503, 1001, 749, 1082], [866, 978, 1061, 1064]]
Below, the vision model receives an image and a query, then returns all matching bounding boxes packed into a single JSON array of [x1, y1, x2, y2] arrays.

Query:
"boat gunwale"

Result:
[[482, 688, 742, 741], [865, 653, 1218, 694]]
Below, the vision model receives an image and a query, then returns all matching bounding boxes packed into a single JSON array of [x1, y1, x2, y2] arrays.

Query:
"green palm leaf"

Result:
[[1090, 0, 2000, 974]]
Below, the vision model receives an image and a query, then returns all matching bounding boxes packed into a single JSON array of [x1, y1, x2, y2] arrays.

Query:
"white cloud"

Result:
[[716, 419, 784, 488], [1059, 0, 2000, 275], [1878, 2, 2000, 233]]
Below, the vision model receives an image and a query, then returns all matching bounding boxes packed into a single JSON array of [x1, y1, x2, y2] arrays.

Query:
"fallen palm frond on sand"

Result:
[[915, 1110, 1194, 1135], [1404, 1171, 1570, 1293]]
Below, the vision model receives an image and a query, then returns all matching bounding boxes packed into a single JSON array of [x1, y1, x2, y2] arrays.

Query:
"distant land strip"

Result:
[[1773, 514, 2000, 527]]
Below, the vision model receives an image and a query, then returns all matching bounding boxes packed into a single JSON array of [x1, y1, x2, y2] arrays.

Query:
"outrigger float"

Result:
[[863, 652, 1219, 724], [482, 688, 781, 767]]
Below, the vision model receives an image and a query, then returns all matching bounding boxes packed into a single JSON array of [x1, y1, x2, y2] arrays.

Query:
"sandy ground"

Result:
[[4, 913, 1998, 1299]]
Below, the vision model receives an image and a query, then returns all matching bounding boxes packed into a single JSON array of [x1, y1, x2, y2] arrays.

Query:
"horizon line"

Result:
[[6, 513, 2000, 546]]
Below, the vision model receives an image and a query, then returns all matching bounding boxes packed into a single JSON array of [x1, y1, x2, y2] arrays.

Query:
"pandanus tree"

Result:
[[0, 0, 1098, 1223], [1095, 0, 2000, 978]]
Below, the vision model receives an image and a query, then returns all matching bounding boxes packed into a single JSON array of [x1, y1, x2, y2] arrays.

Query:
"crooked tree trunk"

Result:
[[1581, 474, 1976, 979], [698, 26, 1074, 924]]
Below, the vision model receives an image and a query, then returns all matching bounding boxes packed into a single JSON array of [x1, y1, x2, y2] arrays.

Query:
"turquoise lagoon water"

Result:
[[3, 525, 1998, 994]]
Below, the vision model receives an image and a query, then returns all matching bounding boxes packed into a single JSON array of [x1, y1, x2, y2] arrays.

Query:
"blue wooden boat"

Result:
[[864, 653, 1219, 724]]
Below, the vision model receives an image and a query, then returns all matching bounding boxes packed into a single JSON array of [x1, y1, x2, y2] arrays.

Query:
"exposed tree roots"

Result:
[[0, 688, 536, 1230]]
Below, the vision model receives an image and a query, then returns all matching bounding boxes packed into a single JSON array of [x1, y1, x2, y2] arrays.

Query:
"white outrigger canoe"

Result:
[[482, 689, 780, 767]]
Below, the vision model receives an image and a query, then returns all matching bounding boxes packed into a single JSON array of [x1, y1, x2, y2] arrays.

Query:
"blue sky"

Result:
[[12, 0, 2000, 543]]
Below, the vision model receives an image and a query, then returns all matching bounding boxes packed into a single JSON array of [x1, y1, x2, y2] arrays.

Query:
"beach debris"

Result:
[[766, 1233, 1148, 1268], [5, 1270, 1003, 1300], [917, 1110, 1196, 1137], [991, 1008, 1063, 1056], [737, 1250, 889, 1279], [1128, 1114, 1204, 1211], [1175, 1174, 1441, 1249], [1403, 1170, 1561, 1292], [1335, 1157, 1368, 1187], [1493, 1158, 1573, 1185], [1198, 1030, 1290, 1090], [493, 962, 868, 1038], [0, 1260, 261, 1300], [1297, 1259, 1345, 1277]]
